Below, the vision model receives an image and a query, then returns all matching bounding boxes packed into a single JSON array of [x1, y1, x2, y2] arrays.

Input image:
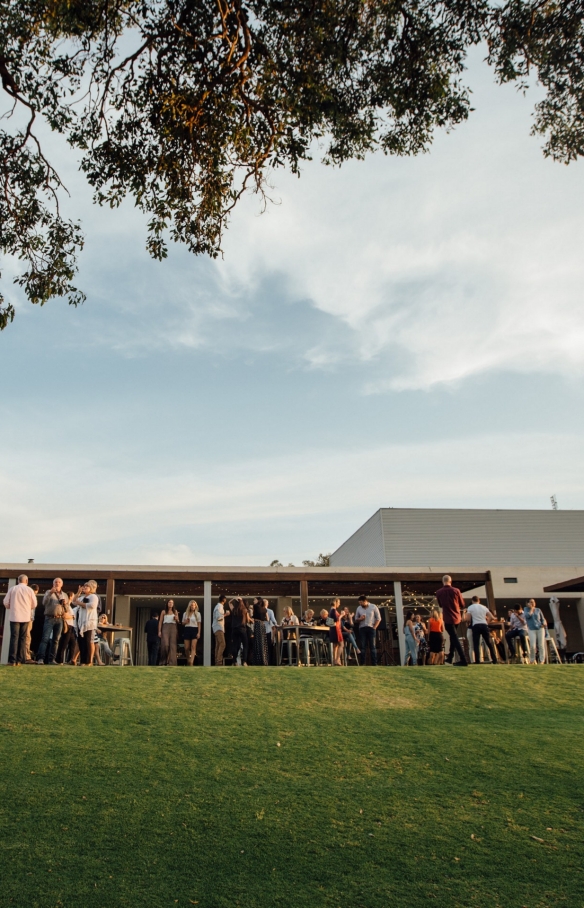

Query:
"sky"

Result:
[[1, 48, 583, 566]]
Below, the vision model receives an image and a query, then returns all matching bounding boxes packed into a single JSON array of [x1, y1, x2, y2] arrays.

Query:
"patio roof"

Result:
[[544, 575, 584, 594]]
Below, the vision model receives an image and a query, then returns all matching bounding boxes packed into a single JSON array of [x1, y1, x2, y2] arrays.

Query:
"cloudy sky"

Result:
[[1, 48, 583, 566]]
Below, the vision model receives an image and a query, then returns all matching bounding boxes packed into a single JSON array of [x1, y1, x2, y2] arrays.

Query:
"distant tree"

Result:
[[269, 559, 283, 567], [303, 553, 331, 567], [1, 1, 583, 326]]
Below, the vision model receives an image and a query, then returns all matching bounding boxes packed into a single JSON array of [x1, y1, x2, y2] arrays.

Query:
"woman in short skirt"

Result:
[[428, 607, 445, 665], [182, 600, 201, 666]]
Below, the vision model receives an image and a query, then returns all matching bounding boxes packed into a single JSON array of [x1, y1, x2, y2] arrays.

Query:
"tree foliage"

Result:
[[1, 0, 583, 327]]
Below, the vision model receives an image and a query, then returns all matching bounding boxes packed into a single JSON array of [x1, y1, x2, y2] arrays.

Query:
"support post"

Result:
[[485, 571, 496, 616], [1, 579, 16, 665], [394, 581, 405, 666], [106, 578, 115, 622], [300, 580, 308, 619], [203, 581, 212, 667]]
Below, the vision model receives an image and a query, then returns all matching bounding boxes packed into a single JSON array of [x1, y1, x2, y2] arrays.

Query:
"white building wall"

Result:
[[331, 508, 584, 569], [330, 510, 385, 567]]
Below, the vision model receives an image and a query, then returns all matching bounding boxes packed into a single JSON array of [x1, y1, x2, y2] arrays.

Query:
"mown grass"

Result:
[[0, 666, 583, 908]]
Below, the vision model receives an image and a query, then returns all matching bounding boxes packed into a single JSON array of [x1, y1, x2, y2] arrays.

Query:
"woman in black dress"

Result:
[[252, 600, 269, 666], [329, 598, 344, 666], [230, 598, 249, 666]]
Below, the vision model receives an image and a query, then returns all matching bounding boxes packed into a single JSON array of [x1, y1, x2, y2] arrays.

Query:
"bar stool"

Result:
[[344, 639, 360, 665], [112, 637, 133, 666], [280, 631, 299, 666], [313, 636, 331, 665], [299, 635, 318, 666]]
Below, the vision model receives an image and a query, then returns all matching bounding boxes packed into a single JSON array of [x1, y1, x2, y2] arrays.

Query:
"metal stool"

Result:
[[299, 636, 318, 666], [314, 636, 331, 665], [112, 637, 133, 666], [280, 634, 299, 666], [344, 640, 360, 665]]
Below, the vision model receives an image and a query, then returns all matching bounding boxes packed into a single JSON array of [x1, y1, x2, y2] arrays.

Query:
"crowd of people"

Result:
[[2, 573, 556, 667], [3, 575, 106, 666]]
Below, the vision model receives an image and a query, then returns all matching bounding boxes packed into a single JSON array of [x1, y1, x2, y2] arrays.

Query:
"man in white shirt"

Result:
[[3, 574, 38, 666], [465, 596, 498, 664], [212, 595, 230, 665], [354, 595, 381, 666]]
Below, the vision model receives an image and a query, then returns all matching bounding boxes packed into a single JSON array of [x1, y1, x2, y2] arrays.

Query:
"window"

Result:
[[504, 577, 518, 584]]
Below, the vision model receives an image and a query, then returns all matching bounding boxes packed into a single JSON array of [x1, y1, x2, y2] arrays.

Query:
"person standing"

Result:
[[3, 574, 37, 666], [212, 595, 229, 665], [73, 581, 100, 665], [144, 611, 160, 665], [404, 611, 418, 666], [182, 600, 201, 666], [57, 592, 77, 664], [230, 598, 249, 666], [435, 575, 468, 666], [24, 584, 39, 663], [523, 599, 548, 664], [252, 600, 269, 666], [465, 596, 498, 664], [37, 578, 67, 664], [158, 600, 179, 665], [328, 598, 344, 666], [505, 607, 528, 662], [428, 608, 445, 665], [355, 595, 381, 666], [263, 599, 278, 664]]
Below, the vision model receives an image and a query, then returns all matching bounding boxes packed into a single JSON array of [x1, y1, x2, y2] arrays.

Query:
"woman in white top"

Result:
[[182, 600, 201, 666], [281, 606, 299, 626], [158, 600, 179, 666], [72, 580, 100, 665]]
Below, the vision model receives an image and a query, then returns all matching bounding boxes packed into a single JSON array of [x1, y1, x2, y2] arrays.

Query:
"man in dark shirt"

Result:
[[144, 612, 160, 666], [435, 575, 468, 666]]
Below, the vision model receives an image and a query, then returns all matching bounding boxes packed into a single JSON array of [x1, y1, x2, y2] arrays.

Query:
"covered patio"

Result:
[[0, 565, 493, 665]]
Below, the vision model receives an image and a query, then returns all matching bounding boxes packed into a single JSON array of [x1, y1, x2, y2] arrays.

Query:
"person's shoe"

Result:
[[48, 660, 58, 665], [36, 659, 44, 665]]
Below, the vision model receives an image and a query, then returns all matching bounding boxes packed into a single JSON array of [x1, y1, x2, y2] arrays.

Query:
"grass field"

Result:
[[0, 667, 583, 908]]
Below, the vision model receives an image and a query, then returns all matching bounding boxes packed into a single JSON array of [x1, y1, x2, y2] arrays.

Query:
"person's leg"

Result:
[[37, 618, 55, 662], [84, 630, 95, 665], [160, 625, 170, 664], [8, 622, 20, 664], [536, 628, 547, 663], [146, 640, 156, 665], [505, 629, 517, 658], [48, 619, 63, 663], [405, 634, 417, 665], [472, 626, 482, 663], [527, 629, 537, 663], [445, 624, 467, 665], [168, 625, 178, 666], [480, 626, 498, 663], [215, 631, 225, 665], [25, 622, 32, 661], [240, 627, 249, 665], [519, 632, 528, 656]]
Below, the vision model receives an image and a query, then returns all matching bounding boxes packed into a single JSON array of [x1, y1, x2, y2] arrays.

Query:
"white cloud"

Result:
[[1, 432, 582, 564]]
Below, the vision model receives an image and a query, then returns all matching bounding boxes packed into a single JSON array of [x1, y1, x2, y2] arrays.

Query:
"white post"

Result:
[[203, 581, 212, 667], [1, 579, 16, 665], [394, 581, 405, 666]]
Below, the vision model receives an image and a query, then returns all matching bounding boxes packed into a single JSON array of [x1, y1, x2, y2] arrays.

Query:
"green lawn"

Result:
[[0, 667, 583, 908]]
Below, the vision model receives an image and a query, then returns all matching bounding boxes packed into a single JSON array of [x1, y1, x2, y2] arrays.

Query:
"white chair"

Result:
[[112, 637, 133, 666]]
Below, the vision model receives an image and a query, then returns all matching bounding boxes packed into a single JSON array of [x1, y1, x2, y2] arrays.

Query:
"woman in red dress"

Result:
[[328, 598, 344, 666]]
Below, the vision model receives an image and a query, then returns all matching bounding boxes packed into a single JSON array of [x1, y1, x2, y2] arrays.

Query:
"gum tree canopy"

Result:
[[0, 0, 582, 328]]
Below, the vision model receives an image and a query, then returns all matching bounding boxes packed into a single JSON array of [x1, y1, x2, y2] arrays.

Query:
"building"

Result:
[[330, 508, 584, 650]]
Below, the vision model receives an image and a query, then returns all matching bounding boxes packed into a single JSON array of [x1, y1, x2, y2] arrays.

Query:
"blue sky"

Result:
[[1, 48, 583, 565]]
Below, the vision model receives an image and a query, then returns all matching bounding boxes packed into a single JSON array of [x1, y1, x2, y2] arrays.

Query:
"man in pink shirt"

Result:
[[435, 574, 468, 666], [3, 574, 38, 666]]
